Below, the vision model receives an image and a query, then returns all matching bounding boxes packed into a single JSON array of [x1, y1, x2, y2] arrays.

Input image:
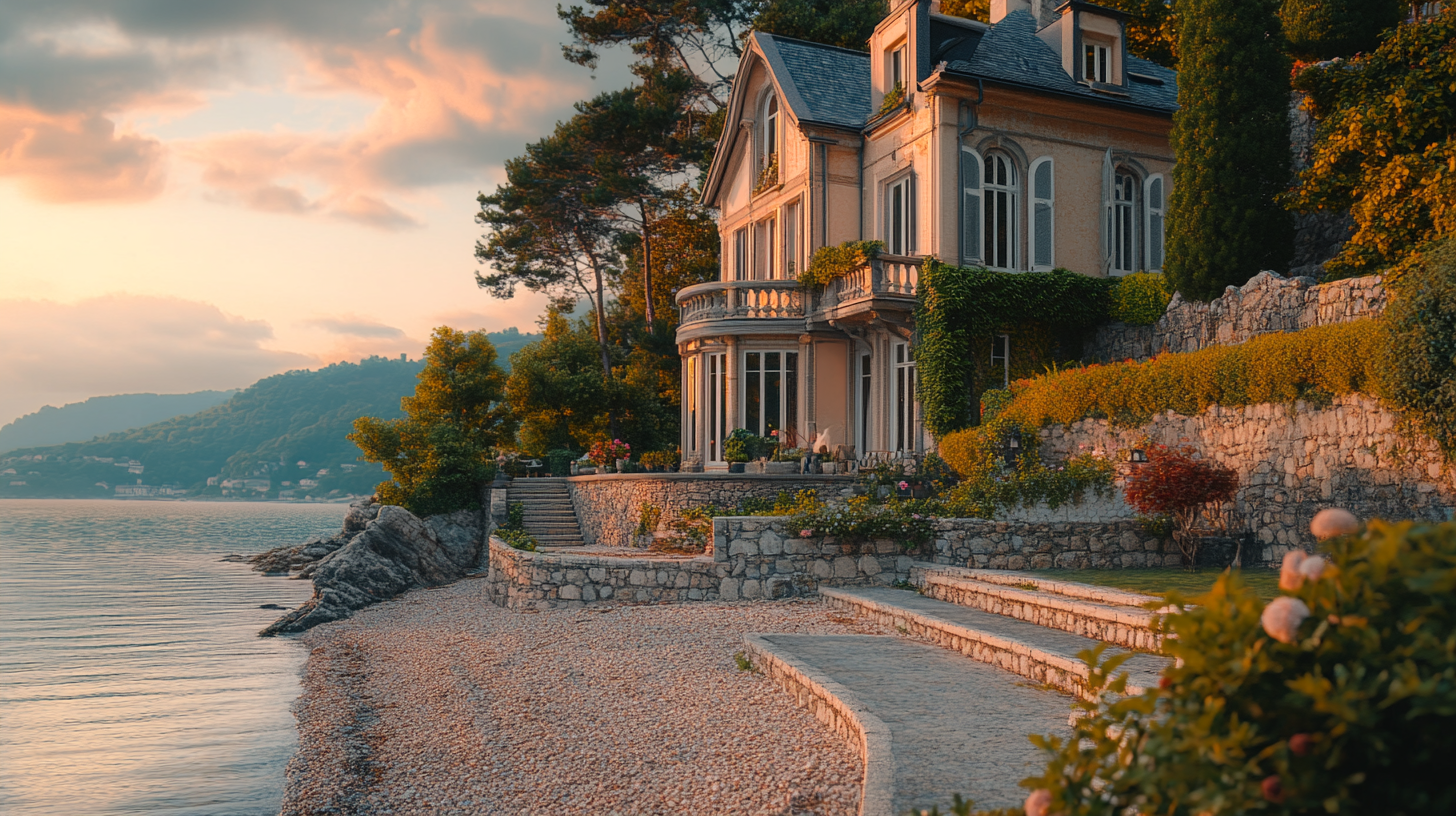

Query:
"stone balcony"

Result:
[[675, 254, 920, 341]]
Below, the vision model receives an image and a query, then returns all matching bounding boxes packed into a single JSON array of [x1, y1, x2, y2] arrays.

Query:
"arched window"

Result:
[[760, 94, 779, 173], [1111, 167, 1139, 274], [960, 145, 982, 265], [1144, 175, 1165, 272], [983, 152, 1018, 270], [1028, 156, 1054, 270]]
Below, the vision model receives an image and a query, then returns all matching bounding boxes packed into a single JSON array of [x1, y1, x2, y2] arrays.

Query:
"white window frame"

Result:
[[885, 173, 916, 257], [961, 145, 982, 265], [889, 43, 906, 93], [687, 356, 698, 453], [983, 152, 1018, 271], [706, 352, 726, 463], [857, 351, 872, 457], [760, 93, 779, 173], [1084, 43, 1110, 83], [1112, 168, 1139, 275], [1144, 174, 1165, 272], [733, 227, 748, 280], [742, 350, 799, 441], [990, 334, 1010, 389], [783, 200, 800, 278], [1028, 156, 1054, 271], [891, 341, 918, 453]]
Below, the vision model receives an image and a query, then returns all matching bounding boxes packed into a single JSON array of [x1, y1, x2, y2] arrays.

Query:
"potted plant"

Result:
[[588, 439, 631, 475], [724, 430, 753, 473]]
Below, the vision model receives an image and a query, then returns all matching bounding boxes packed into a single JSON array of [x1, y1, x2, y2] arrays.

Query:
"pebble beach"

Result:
[[280, 576, 898, 815]]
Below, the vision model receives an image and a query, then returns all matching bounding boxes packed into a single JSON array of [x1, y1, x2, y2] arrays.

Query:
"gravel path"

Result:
[[280, 577, 899, 816]]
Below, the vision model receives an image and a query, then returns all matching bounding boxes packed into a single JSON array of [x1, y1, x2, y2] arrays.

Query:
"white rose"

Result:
[[1298, 555, 1327, 582], [1262, 596, 1311, 644]]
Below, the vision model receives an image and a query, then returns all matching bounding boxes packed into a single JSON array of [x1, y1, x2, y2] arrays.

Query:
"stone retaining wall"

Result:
[[565, 473, 858, 548], [1037, 394, 1456, 564], [1087, 271, 1385, 364], [928, 518, 1172, 569]]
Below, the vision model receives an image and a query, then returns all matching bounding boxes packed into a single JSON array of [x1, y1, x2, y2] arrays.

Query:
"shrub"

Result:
[[876, 82, 905, 117], [1108, 271, 1172, 325], [1123, 445, 1238, 567], [1280, 0, 1405, 61], [497, 528, 538, 551], [546, 448, 577, 477], [505, 501, 526, 531], [635, 503, 662, 537], [1382, 239, 1456, 458], [587, 438, 631, 466], [640, 450, 680, 469], [996, 318, 1385, 430], [798, 240, 883, 289], [1022, 518, 1456, 814], [787, 494, 936, 550], [723, 428, 770, 463]]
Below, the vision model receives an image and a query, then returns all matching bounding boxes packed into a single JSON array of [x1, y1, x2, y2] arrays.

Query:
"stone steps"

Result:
[[910, 565, 1165, 651], [821, 586, 1168, 698], [507, 479, 586, 548], [743, 633, 1071, 816]]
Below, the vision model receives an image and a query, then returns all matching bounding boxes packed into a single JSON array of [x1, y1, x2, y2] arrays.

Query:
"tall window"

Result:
[[889, 44, 905, 92], [1084, 43, 1110, 83], [756, 217, 777, 279], [1029, 156, 1054, 270], [1145, 175, 1165, 272], [991, 334, 1010, 389], [984, 153, 1017, 270], [687, 356, 698, 453], [858, 352, 872, 455], [886, 175, 914, 256], [707, 353, 726, 462], [761, 94, 779, 172], [783, 201, 800, 277], [1113, 170, 1138, 274], [733, 227, 748, 280], [961, 146, 982, 264], [892, 342, 917, 452], [743, 351, 798, 440]]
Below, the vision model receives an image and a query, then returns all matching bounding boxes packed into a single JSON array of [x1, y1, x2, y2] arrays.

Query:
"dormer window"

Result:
[[890, 44, 905, 91], [761, 94, 779, 169], [1084, 43, 1109, 83]]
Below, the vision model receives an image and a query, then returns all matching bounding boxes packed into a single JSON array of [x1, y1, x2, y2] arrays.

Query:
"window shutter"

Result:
[[908, 174, 917, 255], [1030, 157, 1054, 270], [1101, 149, 1114, 275], [1145, 175, 1165, 271], [961, 146, 981, 265]]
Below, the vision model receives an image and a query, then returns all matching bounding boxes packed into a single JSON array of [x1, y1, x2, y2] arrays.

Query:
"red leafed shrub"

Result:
[[1124, 445, 1238, 568]]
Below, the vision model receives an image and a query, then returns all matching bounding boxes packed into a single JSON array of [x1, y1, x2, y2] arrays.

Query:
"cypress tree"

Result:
[[1165, 0, 1293, 301]]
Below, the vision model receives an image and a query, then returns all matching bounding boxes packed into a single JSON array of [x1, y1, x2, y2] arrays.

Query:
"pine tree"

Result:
[[1165, 0, 1293, 301]]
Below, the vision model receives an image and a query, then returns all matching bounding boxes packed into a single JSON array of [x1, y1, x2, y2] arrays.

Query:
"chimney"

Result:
[[990, 0, 1032, 23]]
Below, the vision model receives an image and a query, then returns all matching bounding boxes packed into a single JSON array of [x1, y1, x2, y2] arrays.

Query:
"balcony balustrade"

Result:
[[677, 279, 804, 327]]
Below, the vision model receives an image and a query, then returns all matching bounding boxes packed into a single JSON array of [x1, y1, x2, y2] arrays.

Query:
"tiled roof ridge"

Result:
[[755, 30, 871, 58]]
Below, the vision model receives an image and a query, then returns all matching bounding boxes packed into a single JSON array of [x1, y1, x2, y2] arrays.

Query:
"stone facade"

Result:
[[566, 473, 858, 549], [928, 518, 1173, 570], [1037, 394, 1456, 564], [1087, 271, 1386, 364]]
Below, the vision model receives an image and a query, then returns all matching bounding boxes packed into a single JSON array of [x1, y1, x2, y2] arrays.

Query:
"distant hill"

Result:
[[489, 327, 538, 366], [0, 391, 236, 454], [0, 356, 423, 500]]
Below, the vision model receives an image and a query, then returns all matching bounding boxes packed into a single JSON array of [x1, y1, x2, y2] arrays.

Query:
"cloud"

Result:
[[0, 294, 312, 427], [0, 1, 630, 223], [306, 316, 406, 339]]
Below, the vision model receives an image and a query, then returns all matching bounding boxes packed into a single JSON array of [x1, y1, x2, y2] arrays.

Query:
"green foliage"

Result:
[[798, 239, 883, 289], [788, 494, 936, 550], [635, 503, 663, 536], [876, 82, 904, 117], [505, 501, 526, 531], [938, 451, 1116, 520], [978, 389, 1014, 422], [1288, 9, 1456, 281], [640, 450, 680, 468], [1382, 240, 1456, 458], [752, 151, 779, 194], [546, 448, 578, 477], [497, 528, 539, 551], [1108, 272, 1172, 325], [752, 0, 887, 50], [1165, 0, 1292, 301], [915, 261, 1115, 437], [613, 188, 721, 329], [350, 328, 512, 517], [1097, 0, 1179, 67], [1023, 519, 1456, 814], [1280, 0, 1405, 60], [722, 428, 772, 463]]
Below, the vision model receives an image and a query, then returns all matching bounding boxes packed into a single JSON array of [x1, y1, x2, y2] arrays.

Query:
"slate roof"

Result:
[[755, 32, 872, 130], [944, 10, 1178, 112]]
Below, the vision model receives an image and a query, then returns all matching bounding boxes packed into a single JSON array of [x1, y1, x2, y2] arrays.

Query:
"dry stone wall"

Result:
[[1088, 271, 1386, 363], [1037, 394, 1456, 565], [928, 518, 1172, 570], [566, 473, 858, 548]]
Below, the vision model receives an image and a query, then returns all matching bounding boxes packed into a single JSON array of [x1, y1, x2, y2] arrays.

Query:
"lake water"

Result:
[[0, 499, 346, 816]]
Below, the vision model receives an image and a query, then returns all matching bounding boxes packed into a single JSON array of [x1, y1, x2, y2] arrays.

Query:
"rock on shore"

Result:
[[258, 499, 485, 636]]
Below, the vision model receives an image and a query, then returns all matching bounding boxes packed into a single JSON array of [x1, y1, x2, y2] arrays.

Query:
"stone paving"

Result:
[[754, 633, 1071, 814], [826, 587, 1169, 693]]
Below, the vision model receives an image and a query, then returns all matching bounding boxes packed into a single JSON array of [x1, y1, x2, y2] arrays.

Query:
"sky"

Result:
[[0, 0, 633, 427]]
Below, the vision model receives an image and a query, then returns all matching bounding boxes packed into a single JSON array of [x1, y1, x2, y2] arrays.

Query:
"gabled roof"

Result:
[[943, 10, 1177, 112], [756, 33, 873, 130]]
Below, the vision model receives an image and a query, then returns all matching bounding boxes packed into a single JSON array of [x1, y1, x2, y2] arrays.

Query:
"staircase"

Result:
[[505, 478, 586, 548]]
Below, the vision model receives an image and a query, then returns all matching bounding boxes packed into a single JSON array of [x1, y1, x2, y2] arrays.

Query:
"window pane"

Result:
[[860, 353, 872, 453], [786, 352, 798, 440], [746, 357, 761, 437], [765, 365, 780, 437], [892, 184, 903, 255], [1034, 202, 1052, 267]]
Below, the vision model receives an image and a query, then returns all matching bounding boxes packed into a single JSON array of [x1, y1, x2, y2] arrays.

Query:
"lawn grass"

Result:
[[1031, 567, 1281, 601]]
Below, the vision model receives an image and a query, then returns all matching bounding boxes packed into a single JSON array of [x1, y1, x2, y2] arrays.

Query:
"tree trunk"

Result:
[[641, 201, 656, 332], [589, 262, 622, 440]]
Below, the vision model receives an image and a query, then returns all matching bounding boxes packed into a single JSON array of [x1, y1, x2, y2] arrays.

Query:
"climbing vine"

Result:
[[915, 261, 1115, 437], [798, 239, 883, 289]]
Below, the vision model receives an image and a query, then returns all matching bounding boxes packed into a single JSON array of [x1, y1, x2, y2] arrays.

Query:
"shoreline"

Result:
[[279, 579, 897, 816]]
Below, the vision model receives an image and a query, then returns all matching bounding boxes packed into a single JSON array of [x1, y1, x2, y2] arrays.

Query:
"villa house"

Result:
[[676, 0, 1178, 470]]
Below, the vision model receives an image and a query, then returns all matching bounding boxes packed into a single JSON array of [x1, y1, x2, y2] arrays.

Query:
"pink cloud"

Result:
[[0, 106, 166, 201]]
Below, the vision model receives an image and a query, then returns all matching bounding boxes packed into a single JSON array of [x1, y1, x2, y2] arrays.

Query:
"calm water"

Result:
[[0, 499, 347, 816]]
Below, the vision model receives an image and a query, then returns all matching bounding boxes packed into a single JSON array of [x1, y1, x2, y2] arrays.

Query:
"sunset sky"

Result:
[[0, 1, 632, 426]]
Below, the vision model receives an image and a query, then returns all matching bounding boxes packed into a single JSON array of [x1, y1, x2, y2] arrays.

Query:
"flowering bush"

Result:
[[1020, 517, 1456, 814], [587, 438, 631, 467], [1107, 271, 1171, 326], [787, 495, 936, 551], [1123, 445, 1238, 567]]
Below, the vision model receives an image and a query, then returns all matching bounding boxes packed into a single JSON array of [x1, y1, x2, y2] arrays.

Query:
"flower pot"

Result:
[[765, 461, 798, 475], [727, 463, 746, 473], [578, 466, 596, 476], [616, 458, 629, 471], [821, 462, 839, 475]]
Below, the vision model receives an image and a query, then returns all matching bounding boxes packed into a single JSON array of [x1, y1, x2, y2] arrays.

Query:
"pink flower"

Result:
[[799, 529, 813, 538], [1261, 596, 1311, 644], [771, 430, 779, 437], [1310, 507, 1359, 540], [897, 480, 909, 490], [1024, 789, 1053, 816], [912, 513, 923, 520], [1279, 551, 1308, 591]]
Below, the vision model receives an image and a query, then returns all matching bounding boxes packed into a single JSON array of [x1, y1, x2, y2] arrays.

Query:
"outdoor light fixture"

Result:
[[1004, 430, 1021, 467], [1130, 448, 1149, 463]]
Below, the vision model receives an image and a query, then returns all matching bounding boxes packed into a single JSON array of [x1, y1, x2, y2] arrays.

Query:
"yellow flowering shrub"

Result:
[[1108, 272, 1173, 325]]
